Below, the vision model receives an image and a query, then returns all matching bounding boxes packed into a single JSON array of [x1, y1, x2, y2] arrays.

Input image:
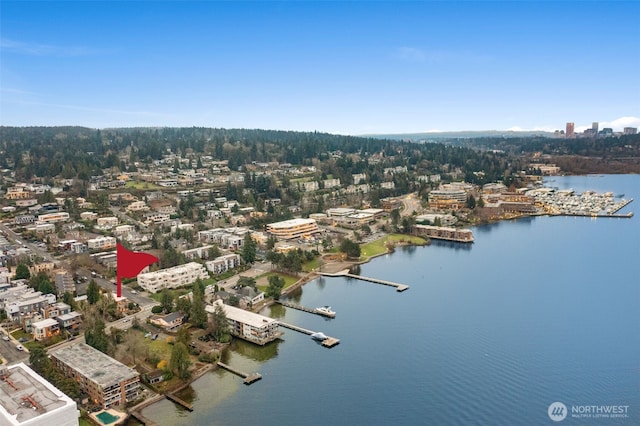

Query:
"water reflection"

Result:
[[428, 240, 473, 251], [264, 302, 287, 319], [226, 338, 281, 362]]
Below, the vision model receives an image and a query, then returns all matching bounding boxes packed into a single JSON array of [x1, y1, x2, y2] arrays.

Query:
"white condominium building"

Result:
[[86, 236, 117, 251], [137, 262, 209, 293]]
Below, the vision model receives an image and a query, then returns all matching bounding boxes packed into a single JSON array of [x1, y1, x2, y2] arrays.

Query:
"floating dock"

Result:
[[275, 300, 336, 318], [318, 271, 409, 292], [278, 321, 340, 348], [217, 362, 262, 384]]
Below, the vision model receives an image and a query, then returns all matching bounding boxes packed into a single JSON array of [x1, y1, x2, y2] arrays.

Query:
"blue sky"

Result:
[[1, 1, 639, 134]]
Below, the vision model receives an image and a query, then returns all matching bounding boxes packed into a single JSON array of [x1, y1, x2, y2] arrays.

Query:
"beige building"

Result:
[[266, 218, 320, 240], [50, 343, 140, 409]]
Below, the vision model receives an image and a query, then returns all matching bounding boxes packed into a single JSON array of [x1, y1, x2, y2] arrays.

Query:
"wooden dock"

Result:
[[275, 300, 336, 318], [166, 393, 193, 411], [129, 411, 157, 426], [318, 271, 409, 292], [217, 362, 262, 384], [278, 322, 340, 348]]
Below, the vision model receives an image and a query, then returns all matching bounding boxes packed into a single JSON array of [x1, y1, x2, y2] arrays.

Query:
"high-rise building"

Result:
[[566, 122, 575, 138], [592, 122, 599, 133], [623, 127, 637, 135]]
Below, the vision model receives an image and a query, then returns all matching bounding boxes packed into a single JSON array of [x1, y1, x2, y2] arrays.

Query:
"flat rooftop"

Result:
[[207, 301, 277, 328], [0, 362, 77, 425], [50, 343, 138, 387]]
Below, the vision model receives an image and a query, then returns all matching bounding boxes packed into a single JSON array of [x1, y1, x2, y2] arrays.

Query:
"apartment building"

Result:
[[205, 254, 241, 274], [50, 343, 140, 409], [87, 236, 117, 251], [0, 362, 79, 426], [137, 262, 209, 293], [266, 218, 320, 240], [206, 300, 282, 346]]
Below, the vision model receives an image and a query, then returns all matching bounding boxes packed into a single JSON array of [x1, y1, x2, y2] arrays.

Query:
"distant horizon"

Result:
[[1, 115, 637, 137], [2, 1, 639, 135]]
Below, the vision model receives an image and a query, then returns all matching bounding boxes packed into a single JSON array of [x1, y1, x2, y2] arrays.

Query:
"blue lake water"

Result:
[[143, 174, 639, 425]]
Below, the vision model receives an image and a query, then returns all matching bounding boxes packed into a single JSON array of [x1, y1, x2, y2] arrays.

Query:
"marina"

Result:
[[527, 187, 634, 217], [318, 270, 409, 292], [275, 300, 336, 318], [278, 321, 341, 348]]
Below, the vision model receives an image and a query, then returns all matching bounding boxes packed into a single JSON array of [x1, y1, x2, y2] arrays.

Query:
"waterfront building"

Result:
[[50, 343, 140, 409], [428, 188, 468, 210], [415, 225, 474, 243], [137, 262, 209, 293], [623, 127, 637, 135], [0, 362, 79, 426], [266, 218, 320, 240], [206, 300, 282, 345]]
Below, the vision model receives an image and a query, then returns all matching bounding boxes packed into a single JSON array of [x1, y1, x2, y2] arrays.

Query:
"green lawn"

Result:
[[257, 272, 299, 293], [10, 329, 31, 341], [360, 234, 427, 258], [302, 258, 322, 272]]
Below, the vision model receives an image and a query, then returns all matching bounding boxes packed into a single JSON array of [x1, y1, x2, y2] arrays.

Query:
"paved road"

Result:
[[400, 192, 422, 217], [0, 327, 30, 365], [0, 222, 58, 264]]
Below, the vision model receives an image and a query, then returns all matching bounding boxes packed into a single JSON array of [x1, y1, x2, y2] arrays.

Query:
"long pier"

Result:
[[278, 321, 340, 348], [318, 271, 409, 292], [275, 300, 336, 318], [217, 362, 262, 384], [166, 393, 193, 411], [129, 411, 157, 426]]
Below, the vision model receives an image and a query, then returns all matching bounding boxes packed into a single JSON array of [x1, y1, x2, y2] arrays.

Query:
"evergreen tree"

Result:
[[14, 263, 31, 280], [160, 289, 174, 314], [208, 303, 230, 342], [241, 233, 257, 264], [87, 279, 100, 305], [170, 342, 191, 379], [190, 282, 207, 328], [266, 275, 285, 299]]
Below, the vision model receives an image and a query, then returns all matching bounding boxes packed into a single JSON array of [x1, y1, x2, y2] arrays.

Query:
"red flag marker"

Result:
[[116, 242, 158, 297]]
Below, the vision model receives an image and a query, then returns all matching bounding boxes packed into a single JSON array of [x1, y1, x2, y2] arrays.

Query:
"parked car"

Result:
[[2, 335, 9, 341], [18, 337, 28, 343], [16, 344, 24, 351], [144, 332, 152, 338], [131, 290, 138, 295]]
